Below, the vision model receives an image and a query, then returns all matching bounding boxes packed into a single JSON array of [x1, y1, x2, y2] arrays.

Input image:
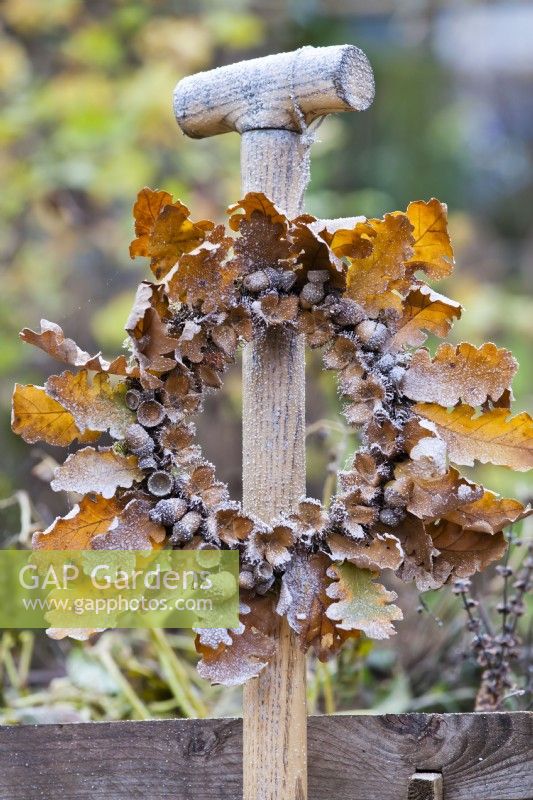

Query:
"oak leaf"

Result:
[[414, 402, 533, 471], [389, 285, 461, 351], [196, 596, 277, 686], [130, 188, 213, 279], [33, 495, 125, 550], [333, 214, 414, 316], [12, 384, 98, 447], [20, 320, 130, 375], [405, 198, 454, 279], [166, 227, 238, 313], [393, 462, 482, 520], [327, 532, 404, 571], [45, 370, 134, 439], [326, 564, 403, 639], [444, 490, 529, 534], [51, 447, 143, 498], [403, 343, 517, 407], [228, 192, 292, 274], [92, 498, 165, 549], [429, 519, 507, 580]]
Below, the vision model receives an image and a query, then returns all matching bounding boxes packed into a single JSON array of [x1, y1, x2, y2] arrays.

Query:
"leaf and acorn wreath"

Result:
[[12, 190, 532, 686]]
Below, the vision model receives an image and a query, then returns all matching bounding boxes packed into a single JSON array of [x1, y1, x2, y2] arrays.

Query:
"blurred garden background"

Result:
[[0, 0, 531, 723]]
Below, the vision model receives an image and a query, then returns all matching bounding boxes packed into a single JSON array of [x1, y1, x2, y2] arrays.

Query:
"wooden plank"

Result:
[[0, 712, 530, 800]]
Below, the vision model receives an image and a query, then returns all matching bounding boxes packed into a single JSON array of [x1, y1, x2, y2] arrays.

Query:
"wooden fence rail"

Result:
[[0, 712, 530, 799]]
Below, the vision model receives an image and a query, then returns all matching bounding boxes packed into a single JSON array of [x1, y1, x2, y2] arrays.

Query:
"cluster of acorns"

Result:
[[120, 234, 419, 600]]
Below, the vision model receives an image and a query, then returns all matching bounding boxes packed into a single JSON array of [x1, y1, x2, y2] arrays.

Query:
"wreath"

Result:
[[12, 190, 532, 686]]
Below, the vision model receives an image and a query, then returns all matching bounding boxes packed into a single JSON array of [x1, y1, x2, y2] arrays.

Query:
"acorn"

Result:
[[138, 456, 158, 471], [137, 399, 166, 428], [307, 269, 329, 284], [125, 388, 142, 410], [239, 569, 255, 591], [254, 561, 274, 583], [243, 270, 270, 293], [355, 320, 390, 350], [377, 353, 395, 374], [125, 423, 155, 457], [171, 511, 202, 545], [379, 508, 406, 527], [147, 470, 174, 497], [276, 270, 297, 292], [149, 498, 188, 527], [389, 366, 406, 386], [299, 282, 325, 309], [333, 298, 367, 327]]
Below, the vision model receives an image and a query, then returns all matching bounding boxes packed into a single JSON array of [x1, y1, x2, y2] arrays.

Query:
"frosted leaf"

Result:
[[402, 343, 517, 407], [326, 564, 403, 639], [51, 447, 143, 499], [92, 498, 165, 550], [327, 532, 404, 571], [21, 320, 131, 375], [46, 370, 134, 439]]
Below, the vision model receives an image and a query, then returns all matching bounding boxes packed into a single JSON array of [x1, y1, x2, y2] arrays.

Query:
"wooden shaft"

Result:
[[241, 129, 308, 800]]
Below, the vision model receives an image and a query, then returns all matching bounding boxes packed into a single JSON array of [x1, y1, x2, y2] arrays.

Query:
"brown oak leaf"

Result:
[[196, 596, 277, 686], [327, 532, 403, 570], [92, 498, 165, 549], [402, 343, 517, 407], [444, 490, 530, 534], [20, 320, 130, 375], [166, 227, 238, 313], [228, 192, 292, 274]]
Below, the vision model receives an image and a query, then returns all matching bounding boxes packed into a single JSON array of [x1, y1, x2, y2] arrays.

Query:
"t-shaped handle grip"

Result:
[[173, 44, 374, 139]]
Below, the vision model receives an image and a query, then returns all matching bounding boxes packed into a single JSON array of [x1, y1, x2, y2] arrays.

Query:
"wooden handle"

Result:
[[173, 45, 374, 138], [241, 129, 308, 800]]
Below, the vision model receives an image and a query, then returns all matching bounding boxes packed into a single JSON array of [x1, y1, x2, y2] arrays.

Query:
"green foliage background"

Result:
[[0, 0, 531, 721]]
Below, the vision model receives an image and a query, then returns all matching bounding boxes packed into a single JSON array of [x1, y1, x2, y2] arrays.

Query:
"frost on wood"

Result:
[[12, 188, 533, 685]]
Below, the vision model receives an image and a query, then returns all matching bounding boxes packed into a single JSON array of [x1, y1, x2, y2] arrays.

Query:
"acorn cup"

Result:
[[137, 399, 166, 428]]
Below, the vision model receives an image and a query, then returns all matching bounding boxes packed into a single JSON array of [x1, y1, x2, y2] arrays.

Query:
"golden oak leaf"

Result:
[[196, 596, 277, 686], [51, 447, 143, 498], [45, 370, 134, 439], [326, 564, 402, 639], [11, 384, 99, 447], [335, 213, 414, 316], [414, 403, 533, 471], [394, 514, 438, 588], [444, 491, 529, 534], [403, 343, 517, 407], [166, 228, 238, 313], [129, 187, 213, 279], [20, 320, 130, 375], [33, 495, 125, 550], [405, 198, 454, 278], [290, 217, 370, 290], [389, 285, 462, 351], [92, 498, 165, 550]]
